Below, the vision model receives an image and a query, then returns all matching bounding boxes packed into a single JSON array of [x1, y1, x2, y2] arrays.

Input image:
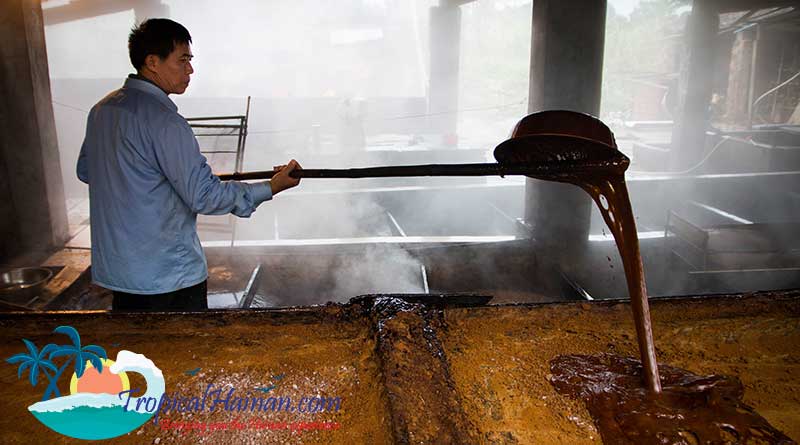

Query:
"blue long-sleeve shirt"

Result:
[[77, 77, 272, 294]]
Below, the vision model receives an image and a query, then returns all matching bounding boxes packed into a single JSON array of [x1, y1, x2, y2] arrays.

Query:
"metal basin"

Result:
[[0, 267, 53, 304]]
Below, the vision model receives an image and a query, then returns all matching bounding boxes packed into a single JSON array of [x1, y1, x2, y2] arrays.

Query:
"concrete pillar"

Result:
[[0, 0, 68, 262], [525, 0, 606, 263], [671, 0, 719, 169], [725, 27, 756, 126], [428, 5, 460, 146]]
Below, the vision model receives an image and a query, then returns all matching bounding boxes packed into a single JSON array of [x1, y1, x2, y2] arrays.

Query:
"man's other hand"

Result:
[[270, 159, 302, 195]]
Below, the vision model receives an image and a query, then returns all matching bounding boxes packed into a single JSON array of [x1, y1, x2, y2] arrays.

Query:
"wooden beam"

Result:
[[717, 0, 800, 13], [42, 0, 168, 26], [441, 0, 477, 7]]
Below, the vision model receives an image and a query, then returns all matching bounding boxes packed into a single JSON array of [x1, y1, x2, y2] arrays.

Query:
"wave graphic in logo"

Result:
[[27, 350, 164, 440]]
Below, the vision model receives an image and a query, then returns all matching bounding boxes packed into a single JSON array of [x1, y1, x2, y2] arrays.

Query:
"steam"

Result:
[[327, 244, 425, 300], [41, 0, 800, 308]]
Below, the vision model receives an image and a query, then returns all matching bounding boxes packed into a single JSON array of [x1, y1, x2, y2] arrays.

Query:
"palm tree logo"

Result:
[[6, 340, 58, 394], [5, 325, 165, 440], [6, 325, 107, 401]]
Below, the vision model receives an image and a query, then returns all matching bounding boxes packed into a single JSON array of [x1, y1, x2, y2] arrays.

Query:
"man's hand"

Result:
[[270, 159, 302, 195]]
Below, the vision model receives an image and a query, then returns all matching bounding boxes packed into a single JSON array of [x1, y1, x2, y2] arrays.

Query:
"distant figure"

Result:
[[337, 97, 366, 152], [77, 19, 301, 311], [789, 100, 800, 125], [660, 78, 679, 119]]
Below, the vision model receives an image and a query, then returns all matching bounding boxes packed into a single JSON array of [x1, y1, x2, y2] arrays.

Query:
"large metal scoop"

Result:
[[217, 110, 627, 182]]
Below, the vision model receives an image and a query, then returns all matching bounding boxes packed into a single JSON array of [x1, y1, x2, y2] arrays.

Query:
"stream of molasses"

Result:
[[495, 128, 663, 393], [530, 138, 794, 444]]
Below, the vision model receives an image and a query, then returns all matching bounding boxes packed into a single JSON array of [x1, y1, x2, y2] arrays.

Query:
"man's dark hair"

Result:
[[128, 18, 192, 71]]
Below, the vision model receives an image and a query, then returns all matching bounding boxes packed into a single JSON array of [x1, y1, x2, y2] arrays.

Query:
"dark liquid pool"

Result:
[[549, 354, 794, 445]]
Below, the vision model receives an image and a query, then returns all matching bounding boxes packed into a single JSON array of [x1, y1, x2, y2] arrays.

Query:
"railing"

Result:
[[186, 96, 251, 174], [188, 97, 251, 245]]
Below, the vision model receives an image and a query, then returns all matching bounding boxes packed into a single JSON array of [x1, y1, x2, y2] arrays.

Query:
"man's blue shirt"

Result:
[[77, 77, 272, 294]]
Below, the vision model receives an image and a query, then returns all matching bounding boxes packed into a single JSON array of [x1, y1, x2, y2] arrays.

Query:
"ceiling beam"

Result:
[[717, 0, 800, 13], [43, 0, 167, 26], [441, 0, 478, 7]]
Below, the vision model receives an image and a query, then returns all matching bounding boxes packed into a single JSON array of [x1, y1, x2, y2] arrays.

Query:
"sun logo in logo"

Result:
[[6, 325, 164, 440], [69, 357, 131, 396]]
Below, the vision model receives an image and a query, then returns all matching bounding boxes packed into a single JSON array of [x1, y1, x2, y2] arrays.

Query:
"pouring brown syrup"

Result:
[[495, 110, 662, 394], [499, 111, 793, 444]]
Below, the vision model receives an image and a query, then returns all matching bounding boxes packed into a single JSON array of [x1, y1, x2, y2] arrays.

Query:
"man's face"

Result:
[[146, 42, 194, 95]]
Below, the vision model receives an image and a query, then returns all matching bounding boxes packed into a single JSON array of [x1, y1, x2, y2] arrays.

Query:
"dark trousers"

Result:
[[112, 280, 208, 311]]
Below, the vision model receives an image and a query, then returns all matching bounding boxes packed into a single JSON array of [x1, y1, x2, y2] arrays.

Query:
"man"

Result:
[[77, 18, 300, 311]]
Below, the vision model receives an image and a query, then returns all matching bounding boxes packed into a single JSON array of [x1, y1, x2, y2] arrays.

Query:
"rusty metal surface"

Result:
[[0, 291, 798, 444]]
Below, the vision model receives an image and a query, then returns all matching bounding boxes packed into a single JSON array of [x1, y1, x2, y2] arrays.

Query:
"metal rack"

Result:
[[186, 96, 251, 173], [188, 97, 251, 245]]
